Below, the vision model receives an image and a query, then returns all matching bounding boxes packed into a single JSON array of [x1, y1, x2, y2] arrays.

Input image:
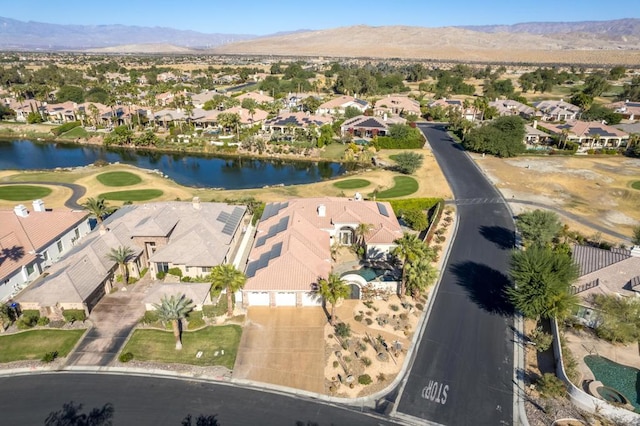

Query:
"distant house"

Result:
[[570, 245, 640, 328], [489, 99, 536, 119], [317, 95, 369, 115], [537, 120, 629, 151], [374, 95, 421, 117], [428, 98, 481, 121], [0, 200, 90, 302], [10, 100, 43, 122], [532, 99, 581, 121], [43, 101, 77, 123], [17, 200, 247, 318], [607, 100, 640, 121], [524, 122, 552, 148], [263, 112, 332, 135], [236, 91, 274, 104], [241, 197, 403, 307], [340, 114, 406, 138]]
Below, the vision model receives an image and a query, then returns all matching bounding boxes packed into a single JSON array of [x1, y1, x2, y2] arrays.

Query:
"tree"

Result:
[[608, 66, 626, 81], [343, 106, 362, 119], [401, 208, 429, 231], [582, 72, 610, 97], [393, 152, 424, 174], [153, 294, 194, 350], [392, 233, 431, 297], [591, 294, 640, 343], [354, 223, 374, 251], [506, 245, 579, 320], [620, 76, 640, 102], [56, 85, 85, 103], [516, 209, 562, 247], [405, 258, 438, 298], [217, 112, 240, 136], [103, 125, 134, 146], [462, 115, 526, 158], [317, 273, 350, 325], [301, 96, 321, 114], [82, 197, 112, 225], [106, 246, 136, 284], [209, 264, 246, 317], [633, 225, 640, 245]]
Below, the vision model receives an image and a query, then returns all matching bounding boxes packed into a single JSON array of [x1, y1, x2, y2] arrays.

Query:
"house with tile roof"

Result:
[[236, 91, 274, 104], [607, 100, 640, 121], [374, 95, 421, 117], [532, 99, 581, 121], [317, 95, 369, 116], [427, 98, 482, 121], [340, 114, 406, 139], [536, 120, 629, 151], [489, 99, 536, 119], [263, 112, 332, 136], [241, 197, 402, 307], [570, 245, 640, 328], [0, 200, 90, 302], [16, 200, 247, 318]]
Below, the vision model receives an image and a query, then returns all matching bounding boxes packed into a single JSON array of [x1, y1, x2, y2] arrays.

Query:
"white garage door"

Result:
[[247, 292, 270, 306], [275, 292, 296, 306], [302, 291, 322, 306]]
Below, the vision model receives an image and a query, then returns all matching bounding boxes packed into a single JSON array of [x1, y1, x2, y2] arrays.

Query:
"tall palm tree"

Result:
[[106, 245, 135, 284], [405, 258, 438, 299], [354, 223, 374, 251], [82, 197, 112, 225], [392, 233, 430, 297], [317, 273, 350, 325], [153, 294, 194, 350], [209, 264, 247, 317]]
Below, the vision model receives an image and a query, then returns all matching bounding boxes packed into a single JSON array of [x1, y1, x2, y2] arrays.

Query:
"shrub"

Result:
[[354, 315, 363, 322], [167, 267, 183, 277], [156, 271, 166, 280], [377, 372, 386, 382], [361, 356, 372, 367], [402, 208, 428, 231], [203, 295, 228, 317], [141, 310, 159, 325], [358, 374, 373, 385], [140, 267, 148, 277], [119, 352, 134, 363], [37, 316, 50, 326], [390, 304, 400, 312], [41, 351, 58, 363], [392, 152, 424, 174], [365, 318, 373, 325], [529, 327, 553, 352], [334, 322, 351, 338], [536, 373, 566, 398], [22, 310, 40, 320], [51, 121, 81, 136], [62, 309, 86, 323], [332, 361, 339, 368], [415, 303, 424, 311], [399, 313, 408, 320], [17, 310, 40, 329], [187, 311, 205, 330]]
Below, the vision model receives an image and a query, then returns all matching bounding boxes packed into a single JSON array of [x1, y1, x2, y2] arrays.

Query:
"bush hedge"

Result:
[[51, 121, 81, 136], [358, 374, 373, 385], [62, 309, 86, 323]]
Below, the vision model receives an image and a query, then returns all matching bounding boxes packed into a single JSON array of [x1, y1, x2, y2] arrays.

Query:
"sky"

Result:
[[2, 0, 639, 35]]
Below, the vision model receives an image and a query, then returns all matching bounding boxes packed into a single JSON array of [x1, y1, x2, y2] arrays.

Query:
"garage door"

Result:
[[275, 292, 296, 306], [247, 292, 270, 306], [302, 291, 322, 306]]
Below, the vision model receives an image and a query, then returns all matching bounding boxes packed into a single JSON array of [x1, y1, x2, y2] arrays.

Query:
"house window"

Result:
[[338, 226, 354, 245], [185, 266, 190, 273], [42, 251, 49, 261], [201, 267, 211, 273], [57, 240, 64, 252], [26, 264, 35, 276], [157, 262, 169, 273], [148, 242, 157, 255], [74, 228, 80, 239]]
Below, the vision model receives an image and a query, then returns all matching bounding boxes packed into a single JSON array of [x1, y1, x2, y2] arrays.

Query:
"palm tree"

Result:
[[153, 294, 194, 350], [405, 258, 438, 299], [106, 245, 135, 284], [392, 233, 430, 297], [354, 223, 374, 251], [317, 273, 350, 325], [209, 264, 247, 317], [82, 197, 112, 225]]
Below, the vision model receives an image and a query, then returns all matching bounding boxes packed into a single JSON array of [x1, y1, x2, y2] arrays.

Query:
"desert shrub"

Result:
[[365, 318, 373, 325], [141, 310, 159, 324], [335, 322, 351, 338], [139, 267, 148, 277], [402, 208, 428, 231], [343, 356, 352, 363], [22, 310, 40, 320], [399, 313, 408, 321], [354, 315, 363, 322], [377, 372, 386, 382], [332, 361, 339, 368], [119, 352, 134, 363], [361, 356, 372, 367], [358, 374, 373, 385], [62, 309, 86, 323], [415, 303, 424, 311], [536, 373, 566, 398], [37, 316, 50, 326], [17, 310, 40, 329], [390, 304, 400, 312], [167, 267, 183, 277], [529, 327, 553, 352], [156, 271, 166, 280], [41, 351, 58, 363]]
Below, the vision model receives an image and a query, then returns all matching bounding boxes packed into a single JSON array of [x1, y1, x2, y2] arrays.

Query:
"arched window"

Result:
[[338, 226, 354, 245]]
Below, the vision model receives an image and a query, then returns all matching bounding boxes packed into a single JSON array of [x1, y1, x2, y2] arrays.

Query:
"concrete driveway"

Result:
[[233, 307, 326, 393], [65, 278, 152, 366]]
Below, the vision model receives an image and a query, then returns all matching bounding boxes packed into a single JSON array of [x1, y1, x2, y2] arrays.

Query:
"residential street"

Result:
[[394, 124, 515, 425]]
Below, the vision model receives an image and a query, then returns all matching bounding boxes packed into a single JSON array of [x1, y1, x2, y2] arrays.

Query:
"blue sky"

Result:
[[3, 0, 639, 35]]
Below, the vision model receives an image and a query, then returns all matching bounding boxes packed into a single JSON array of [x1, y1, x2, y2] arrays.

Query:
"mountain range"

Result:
[[1, 17, 639, 64]]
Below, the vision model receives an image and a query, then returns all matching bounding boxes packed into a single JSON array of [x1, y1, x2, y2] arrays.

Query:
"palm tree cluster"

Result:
[[391, 233, 438, 299], [209, 264, 246, 317], [82, 197, 113, 225]]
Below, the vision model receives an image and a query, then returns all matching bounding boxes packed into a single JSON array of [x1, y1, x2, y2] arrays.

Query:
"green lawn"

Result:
[[372, 176, 419, 198], [98, 189, 163, 201], [122, 325, 242, 369], [632, 181, 640, 190], [320, 143, 348, 160], [0, 185, 52, 201], [96, 171, 142, 187], [60, 127, 88, 139], [333, 178, 371, 189], [0, 329, 85, 363]]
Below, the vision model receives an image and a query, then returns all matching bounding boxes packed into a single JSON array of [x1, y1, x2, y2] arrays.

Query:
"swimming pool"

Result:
[[584, 355, 640, 412], [341, 267, 385, 282]]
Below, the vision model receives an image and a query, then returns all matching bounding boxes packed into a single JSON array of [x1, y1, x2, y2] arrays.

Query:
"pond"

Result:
[[584, 354, 640, 412], [0, 139, 354, 189]]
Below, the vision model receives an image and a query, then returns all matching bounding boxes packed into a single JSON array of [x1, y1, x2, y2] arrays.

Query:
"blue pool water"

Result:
[[342, 267, 384, 282], [584, 355, 640, 412]]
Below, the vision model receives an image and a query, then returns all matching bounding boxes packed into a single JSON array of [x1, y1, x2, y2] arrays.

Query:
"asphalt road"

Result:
[[0, 373, 396, 426], [394, 124, 515, 425]]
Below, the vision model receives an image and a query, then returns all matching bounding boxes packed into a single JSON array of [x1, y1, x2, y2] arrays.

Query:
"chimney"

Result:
[[192, 196, 201, 210], [383, 113, 387, 122], [317, 204, 326, 217], [32, 199, 45, 212], [533, 120, 538, 129], [14, 205, 28, 218]]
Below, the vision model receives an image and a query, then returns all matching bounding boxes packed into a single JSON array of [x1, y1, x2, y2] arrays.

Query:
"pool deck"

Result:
[[564, 327, 640, 384]]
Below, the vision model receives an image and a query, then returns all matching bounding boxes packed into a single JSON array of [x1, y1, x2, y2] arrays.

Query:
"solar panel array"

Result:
[[586, 126, 617, 137], [217, 206, 245, 236], [261, 202, 289, 221], [377, 202, 389, 217], [354, 118, 386, 129], [630, 276, 640, 289], [255, 216, 289, 247], [246, 241, 284, 277]]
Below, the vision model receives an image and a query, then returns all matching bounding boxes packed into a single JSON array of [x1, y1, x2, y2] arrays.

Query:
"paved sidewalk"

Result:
[[65, 277, 153, 367]]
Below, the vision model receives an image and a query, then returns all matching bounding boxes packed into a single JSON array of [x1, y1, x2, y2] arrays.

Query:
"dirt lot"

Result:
[[471, 154, 640, 245]]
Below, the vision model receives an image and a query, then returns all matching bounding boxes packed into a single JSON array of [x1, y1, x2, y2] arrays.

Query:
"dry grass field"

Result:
[[472, 154, 640, 244]]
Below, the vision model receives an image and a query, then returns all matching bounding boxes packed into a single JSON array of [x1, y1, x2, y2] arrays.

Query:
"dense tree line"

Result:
[[462, 116, 526, 157]]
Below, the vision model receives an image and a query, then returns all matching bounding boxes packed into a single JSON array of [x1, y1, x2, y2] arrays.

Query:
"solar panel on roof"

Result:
[[221, 206, 244, 236], [630, 276, 640, 289], [377, 202, 389, 217], [260, 202, 288, 221], [217, 211, 230, 223]]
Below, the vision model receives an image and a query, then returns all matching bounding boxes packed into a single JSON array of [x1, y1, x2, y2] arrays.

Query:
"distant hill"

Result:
[[84, 44, 199, 54], [460, 18, 640, 37]]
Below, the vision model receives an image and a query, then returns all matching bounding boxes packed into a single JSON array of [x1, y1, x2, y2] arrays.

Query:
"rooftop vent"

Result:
[[14, 205, 28, 218], [32, 199, 45, 212]]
